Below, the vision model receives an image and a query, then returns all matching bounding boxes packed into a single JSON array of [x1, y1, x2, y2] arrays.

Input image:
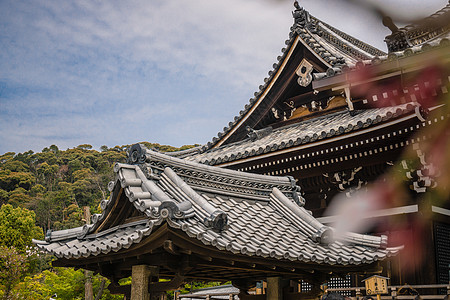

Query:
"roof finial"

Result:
[[382, 16, 399, 34], [383, 15, 410, 52], [292, 0, 309, 26]]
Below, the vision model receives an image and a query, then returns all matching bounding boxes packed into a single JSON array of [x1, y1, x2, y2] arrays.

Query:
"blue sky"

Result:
[[0, 0, 446, 154]]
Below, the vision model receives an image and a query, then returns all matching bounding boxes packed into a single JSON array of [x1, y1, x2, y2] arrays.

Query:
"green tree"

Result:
[[49, 145, 59, 154], [8, 187, 32, 207], [2, 160, 29, 172], [77, 144, 93, 150], [0, 204, 43, 252], [53, 204, 83, 230], [13, 268, 123, 300], [0, 169, 35, 192], [30, 184, 46, 197], [0, 246, 28, 300], [0, 189, 8, 205], [13, 150, 35, 166], [37, 162, 59, 191], [0, 152, 15, 164]]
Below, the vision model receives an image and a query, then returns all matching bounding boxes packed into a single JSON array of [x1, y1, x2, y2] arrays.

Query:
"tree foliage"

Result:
[[0, 142, 198, 299], [0, 246, 29, 300], [0, 204, 43, 252]]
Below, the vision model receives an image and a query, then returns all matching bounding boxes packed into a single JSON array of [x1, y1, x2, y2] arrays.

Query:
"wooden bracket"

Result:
[[148, 273, 185, 293]]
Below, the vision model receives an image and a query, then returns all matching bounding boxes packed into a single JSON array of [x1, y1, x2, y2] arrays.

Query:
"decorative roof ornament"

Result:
[[296, 58, 314, 87], [383, 16, 411, 52], [292, 1, 310, 27], [246, 126, 273, 142], [292, 1, 322, 36]]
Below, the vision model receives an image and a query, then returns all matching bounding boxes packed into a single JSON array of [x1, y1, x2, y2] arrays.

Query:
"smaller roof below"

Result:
[[34, 146, 400, 269], [179, 284, 239, 300]]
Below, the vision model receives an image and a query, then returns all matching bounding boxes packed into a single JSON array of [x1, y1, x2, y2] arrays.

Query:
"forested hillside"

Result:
[[0, 142, 200, 300]]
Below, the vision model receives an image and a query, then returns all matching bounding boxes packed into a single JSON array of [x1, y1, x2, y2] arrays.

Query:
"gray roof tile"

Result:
[[184, 103, 417, 166], [35, 146, 401, 265]]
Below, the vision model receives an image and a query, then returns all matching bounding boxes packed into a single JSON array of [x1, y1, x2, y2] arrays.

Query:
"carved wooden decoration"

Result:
[[296, 59, 313, 87]]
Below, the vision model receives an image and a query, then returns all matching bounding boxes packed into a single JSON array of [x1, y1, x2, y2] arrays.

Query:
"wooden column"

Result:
[[131, 265, 158, 300], [267, 277, 283, 300], [83, 206, 94, 300]]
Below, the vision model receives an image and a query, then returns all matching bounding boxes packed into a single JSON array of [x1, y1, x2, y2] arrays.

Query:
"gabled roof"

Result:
[[195, 2, 387, 152], [34, 145, 400, 270], [179, 284, 238, 299], [183, 103, 419, 167]]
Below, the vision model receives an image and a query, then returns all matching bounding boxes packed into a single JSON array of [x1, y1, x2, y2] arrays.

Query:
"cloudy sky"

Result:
[[0, 0, 447, 154]]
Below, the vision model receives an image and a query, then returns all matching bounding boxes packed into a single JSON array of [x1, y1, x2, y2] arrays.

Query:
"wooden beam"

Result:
[[94, 187, 122, 233], [148, 273, 185, 293], [163, 240, 179, 255], [195, 261, 309, 277], [108, 283, 131, 297]]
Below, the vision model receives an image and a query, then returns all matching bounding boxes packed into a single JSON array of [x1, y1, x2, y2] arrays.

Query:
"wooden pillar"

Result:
[[83, 206, 94, 300], [131, 265, 158, 300], [159, 293, 167, 300], [267, 277, 283, 300]]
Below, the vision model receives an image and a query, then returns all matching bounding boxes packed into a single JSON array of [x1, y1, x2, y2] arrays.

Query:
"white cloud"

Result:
[[0, 0, 447, 153]]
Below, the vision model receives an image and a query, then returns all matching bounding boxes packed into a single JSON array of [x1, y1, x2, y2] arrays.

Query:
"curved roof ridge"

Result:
[[383, 2, 450, 52], [315, 17, 387, 57], [164, 146, 203, 159], [131, 144, 293, 185], [127, 143, 303, 202]]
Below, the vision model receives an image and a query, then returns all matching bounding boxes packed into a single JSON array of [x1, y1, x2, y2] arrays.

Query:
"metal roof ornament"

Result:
[[127, 143, 147, 164], [383, 16, 411, 52], [292, 0, 310, 27], [246, 126, 273, 142]]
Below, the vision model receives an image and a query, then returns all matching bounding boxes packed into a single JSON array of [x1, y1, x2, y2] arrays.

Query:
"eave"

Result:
[[313, 42, 450, 92], [52, 223, 385, 282], [186, 103, 423, 168]]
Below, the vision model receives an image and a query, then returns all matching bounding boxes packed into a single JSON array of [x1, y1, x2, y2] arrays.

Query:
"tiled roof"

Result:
[[184, 103, 418, 166], [315, 2, 450, 81], [34, 145, 400, 266], [314, 33, 450, 81], [400, 2, 450, 47], [196, 3, 387, 153], [179, 284, 239, 299]]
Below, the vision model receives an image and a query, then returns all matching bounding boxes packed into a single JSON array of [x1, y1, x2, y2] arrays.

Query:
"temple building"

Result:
[[34, 1, 450, 299]]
